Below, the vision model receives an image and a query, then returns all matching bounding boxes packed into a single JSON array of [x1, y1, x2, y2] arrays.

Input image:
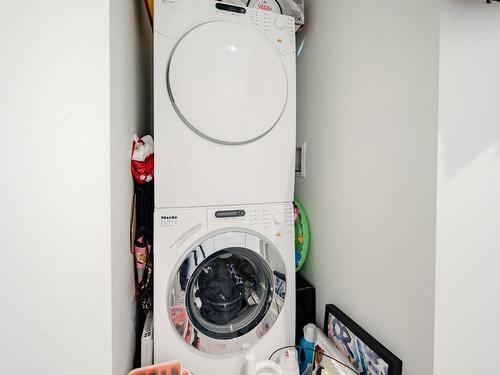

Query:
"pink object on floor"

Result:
[[128, 360, 188, 375]]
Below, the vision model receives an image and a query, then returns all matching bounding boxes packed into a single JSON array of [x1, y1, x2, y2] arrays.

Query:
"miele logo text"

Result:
[[161, 215, 178, 220]]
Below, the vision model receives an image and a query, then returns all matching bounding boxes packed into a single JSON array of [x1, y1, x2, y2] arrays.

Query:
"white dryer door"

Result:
[[167, 21, 288, 145], [168, 231, 287, 354]]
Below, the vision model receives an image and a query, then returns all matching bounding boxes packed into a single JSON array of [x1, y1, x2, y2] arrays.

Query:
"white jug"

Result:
[[276, 349, 300, 375], [243, 354, 283, 375]]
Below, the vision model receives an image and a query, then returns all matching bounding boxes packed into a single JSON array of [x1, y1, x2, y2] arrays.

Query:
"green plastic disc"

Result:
[[293, 199, 310, 272]]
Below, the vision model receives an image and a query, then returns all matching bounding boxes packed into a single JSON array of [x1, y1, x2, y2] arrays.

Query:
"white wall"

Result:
[[295, 1, 439, 374], [0, 1, 151, 373], [434, 1, 500, 374], [0, 1, 112, 373], [110, 1, 152, 374]]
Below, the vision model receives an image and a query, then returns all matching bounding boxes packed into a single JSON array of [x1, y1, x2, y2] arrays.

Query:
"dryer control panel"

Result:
[[246, 8, 295, 55], [213, 4, 295, 55], [155, 0, 295, 55]]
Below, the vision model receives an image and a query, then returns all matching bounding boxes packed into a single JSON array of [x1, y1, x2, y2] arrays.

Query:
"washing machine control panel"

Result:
[[208, 204, 294, 231], [246, 205, 294, 228]]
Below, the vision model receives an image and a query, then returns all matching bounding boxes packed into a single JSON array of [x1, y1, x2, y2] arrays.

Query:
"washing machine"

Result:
[[154, 203, 295, 374], [154, 0, 296, 208]]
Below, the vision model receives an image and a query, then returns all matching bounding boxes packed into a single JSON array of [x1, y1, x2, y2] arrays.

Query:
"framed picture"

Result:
[[313, 328, 359, 375], [323, 305, 403, 375]]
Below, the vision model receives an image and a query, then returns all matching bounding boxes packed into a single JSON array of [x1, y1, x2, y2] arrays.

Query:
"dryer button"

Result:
[[273, 18, 286, 31]]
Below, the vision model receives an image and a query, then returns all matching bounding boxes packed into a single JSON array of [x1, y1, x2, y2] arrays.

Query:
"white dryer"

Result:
[[154, 203, 295, 374], [154, 0, 296, 208]]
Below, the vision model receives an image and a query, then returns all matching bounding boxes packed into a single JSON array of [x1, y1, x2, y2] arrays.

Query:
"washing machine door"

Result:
[[167, 21, 288, 145], [168, 231, 287, 354]]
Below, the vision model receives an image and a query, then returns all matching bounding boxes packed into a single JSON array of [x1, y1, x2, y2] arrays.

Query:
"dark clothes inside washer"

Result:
[[195, 255, 257, 325]]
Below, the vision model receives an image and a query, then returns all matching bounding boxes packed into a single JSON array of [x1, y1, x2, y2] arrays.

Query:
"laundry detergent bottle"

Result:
[[298, 324, 317, 374]]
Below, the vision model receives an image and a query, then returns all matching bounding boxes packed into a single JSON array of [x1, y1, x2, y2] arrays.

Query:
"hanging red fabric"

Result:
[[131, 135, 154, 184]]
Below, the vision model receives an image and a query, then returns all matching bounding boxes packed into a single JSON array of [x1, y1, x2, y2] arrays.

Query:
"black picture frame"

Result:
[[323, 304, 403, 375]]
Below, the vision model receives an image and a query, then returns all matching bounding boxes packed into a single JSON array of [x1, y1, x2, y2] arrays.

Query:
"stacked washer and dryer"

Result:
[[153, 1, 296, 373]]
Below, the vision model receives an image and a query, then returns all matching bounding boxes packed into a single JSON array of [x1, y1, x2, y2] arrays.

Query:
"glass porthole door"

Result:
[[168, 231, 287, 354], [167, 21, 288, 145]]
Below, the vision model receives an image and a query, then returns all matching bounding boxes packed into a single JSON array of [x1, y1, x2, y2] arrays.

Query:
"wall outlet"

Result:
[[295, 142, 307, 178]]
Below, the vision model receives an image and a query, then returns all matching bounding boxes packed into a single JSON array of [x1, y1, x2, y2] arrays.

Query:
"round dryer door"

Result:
[[168, 231, 287, 354], [167, 21, 288, 144]]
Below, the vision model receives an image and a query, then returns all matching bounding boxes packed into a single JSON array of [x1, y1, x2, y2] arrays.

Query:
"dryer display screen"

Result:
[[215, 2, 247, 14]]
